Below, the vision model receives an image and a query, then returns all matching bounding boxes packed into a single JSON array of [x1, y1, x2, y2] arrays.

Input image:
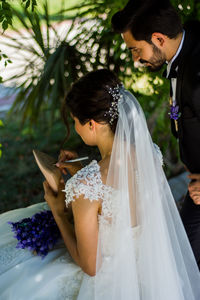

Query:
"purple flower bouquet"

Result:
[[8, 210, 61, 258]]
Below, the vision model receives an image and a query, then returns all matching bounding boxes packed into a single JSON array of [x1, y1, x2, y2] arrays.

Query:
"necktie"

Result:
[[163, 66, 179, 133], [162, 67, 177, 79]]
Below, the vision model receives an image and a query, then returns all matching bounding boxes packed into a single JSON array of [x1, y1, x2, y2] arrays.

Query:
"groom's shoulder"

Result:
[[184, 20, 200, 48], [182, 21, 200, 77], [184, 20, 200, 35]]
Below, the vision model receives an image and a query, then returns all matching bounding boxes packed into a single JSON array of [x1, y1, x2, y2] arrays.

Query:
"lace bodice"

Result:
[[63, 160, 140, 261], [64, 160, 113, 221], [63, 145, 163, 218]]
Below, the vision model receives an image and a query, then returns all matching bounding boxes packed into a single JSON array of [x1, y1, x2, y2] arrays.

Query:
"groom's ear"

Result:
[[151, 32, 166, 48]]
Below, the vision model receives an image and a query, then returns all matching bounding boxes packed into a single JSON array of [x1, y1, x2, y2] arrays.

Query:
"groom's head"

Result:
[[111, 0, 183, 71]]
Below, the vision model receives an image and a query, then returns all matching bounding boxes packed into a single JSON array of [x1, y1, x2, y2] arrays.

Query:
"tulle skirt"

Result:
[[0, 202, 85, 300]]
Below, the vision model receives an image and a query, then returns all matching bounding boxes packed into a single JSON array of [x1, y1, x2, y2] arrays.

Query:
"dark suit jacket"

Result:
[[170, 21, 200, 173]]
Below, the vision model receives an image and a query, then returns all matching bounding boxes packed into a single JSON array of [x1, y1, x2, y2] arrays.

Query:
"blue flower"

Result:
[[8, 210, 61, 258], [168, 105, 181, 120]]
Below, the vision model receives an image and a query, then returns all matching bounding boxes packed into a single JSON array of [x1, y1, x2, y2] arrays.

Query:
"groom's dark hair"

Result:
[[111, 0, 183, 43]]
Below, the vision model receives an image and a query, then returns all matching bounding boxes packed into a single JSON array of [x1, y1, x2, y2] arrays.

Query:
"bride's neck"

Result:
[[97, 134, 114, 161]]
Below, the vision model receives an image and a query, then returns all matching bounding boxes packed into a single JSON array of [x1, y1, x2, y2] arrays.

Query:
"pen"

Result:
[[64, 156, 89, 163], [55, 156, 89, 165]]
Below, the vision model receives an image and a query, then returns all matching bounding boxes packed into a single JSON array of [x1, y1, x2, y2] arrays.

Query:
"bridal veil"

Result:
[[93, 87, 200, 299]]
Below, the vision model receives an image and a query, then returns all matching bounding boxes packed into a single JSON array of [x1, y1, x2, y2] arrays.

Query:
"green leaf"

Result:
[[2, 20, 8, 31], [2, 2, 10, 10], [25, 0, 30, 9], [0, 120, 4, 126]]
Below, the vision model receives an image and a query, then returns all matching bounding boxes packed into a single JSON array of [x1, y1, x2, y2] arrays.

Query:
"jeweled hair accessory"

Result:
[[104, 84, 123, 125]]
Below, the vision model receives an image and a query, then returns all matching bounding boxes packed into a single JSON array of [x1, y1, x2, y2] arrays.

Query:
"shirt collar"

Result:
[[166, 30, 185, 77]]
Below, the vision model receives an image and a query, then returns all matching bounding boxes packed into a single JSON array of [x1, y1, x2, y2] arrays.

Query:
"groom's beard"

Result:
[[140, 44, 166, 72]]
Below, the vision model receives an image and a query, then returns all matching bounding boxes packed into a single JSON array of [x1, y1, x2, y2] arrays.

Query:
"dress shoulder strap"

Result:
[[63, 160, 103, 206]]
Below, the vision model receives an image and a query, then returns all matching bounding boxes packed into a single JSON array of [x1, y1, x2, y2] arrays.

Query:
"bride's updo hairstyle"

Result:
[[62, 69, 121, 134]]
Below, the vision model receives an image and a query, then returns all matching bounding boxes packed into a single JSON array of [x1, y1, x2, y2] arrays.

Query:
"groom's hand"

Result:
[[188, 174, 200, 205]]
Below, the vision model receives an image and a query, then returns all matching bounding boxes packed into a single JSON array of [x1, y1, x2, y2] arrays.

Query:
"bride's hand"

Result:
[[43, 180, 67, 217], [56, 149, 83, 176]]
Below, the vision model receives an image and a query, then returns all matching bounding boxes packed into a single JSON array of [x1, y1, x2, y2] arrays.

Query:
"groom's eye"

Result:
[[132, 48, 140, 54], [128, 47, 141, 56]]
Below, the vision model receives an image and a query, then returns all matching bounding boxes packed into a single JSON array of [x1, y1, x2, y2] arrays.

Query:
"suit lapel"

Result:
[[173, 28, 196, 139]]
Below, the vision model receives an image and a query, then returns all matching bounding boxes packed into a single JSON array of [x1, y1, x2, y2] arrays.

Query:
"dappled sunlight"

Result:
[[35, 274, 43, 282], [15, 264, 20, 269], [132, 74, 153, 95], [131, 74, 163, 96]]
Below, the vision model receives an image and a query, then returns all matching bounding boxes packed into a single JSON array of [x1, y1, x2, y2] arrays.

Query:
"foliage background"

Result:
[[0, 0, 199, 213]]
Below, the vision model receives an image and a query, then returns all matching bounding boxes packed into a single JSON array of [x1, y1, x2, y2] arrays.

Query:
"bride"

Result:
[[0, 69, 200, 299]]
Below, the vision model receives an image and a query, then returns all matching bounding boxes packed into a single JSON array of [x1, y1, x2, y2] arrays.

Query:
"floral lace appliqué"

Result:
[[63, 160, 113, 221]]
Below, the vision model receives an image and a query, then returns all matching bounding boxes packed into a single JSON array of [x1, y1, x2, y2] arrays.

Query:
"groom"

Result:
[[112, 0, 200, 268]]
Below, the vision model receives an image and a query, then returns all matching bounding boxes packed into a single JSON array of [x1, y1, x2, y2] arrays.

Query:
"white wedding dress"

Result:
[[1, 87, 200, 299], [0, 160, 139, 300]]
